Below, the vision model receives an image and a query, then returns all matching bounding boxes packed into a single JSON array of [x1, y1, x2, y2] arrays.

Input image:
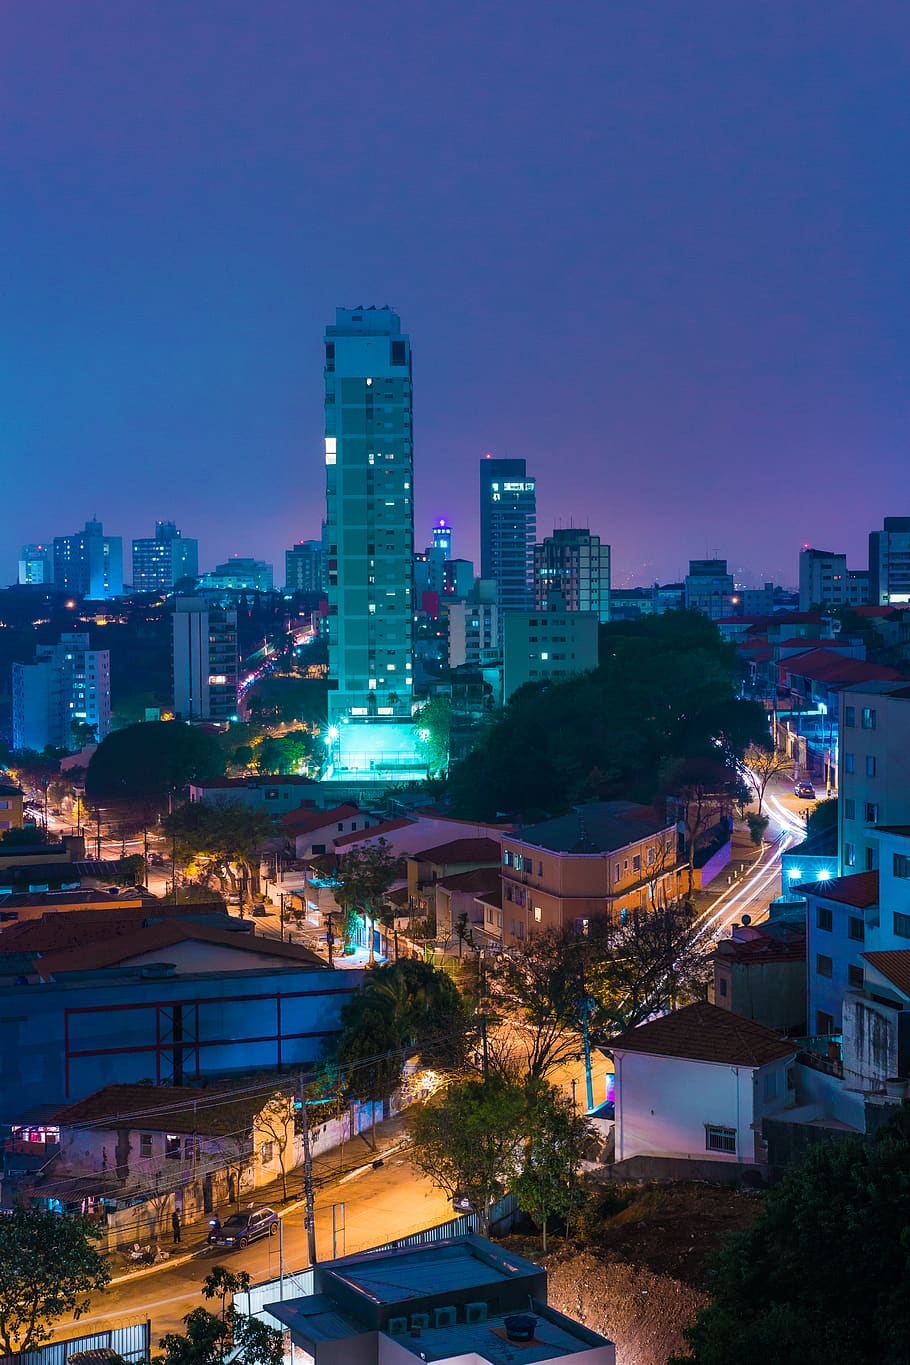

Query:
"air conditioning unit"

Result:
[[411, 1313, 430, 1330], [434, 1306, 457, 1329], [465, 1302, 488, 1324], [387, 1317, 408, 1336]]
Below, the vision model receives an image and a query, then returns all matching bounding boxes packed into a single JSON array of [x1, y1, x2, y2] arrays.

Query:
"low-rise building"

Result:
[[712, 919, 807, 1034], [406, 837, 502, 916], [611, 1001, 797, 1174], [502, 601, 598, 701], [497, 802, 680, 945], [266, 1234, 615, 1365], [282, 804, 376, 859], [189, 775, 319, 812], [0, 782, 24, 834]]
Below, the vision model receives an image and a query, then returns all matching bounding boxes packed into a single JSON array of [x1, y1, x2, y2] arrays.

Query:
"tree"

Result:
[[746, 812, 770, 845], [0, 1207, 110, 1353], [159, 1266, 283, 1365], [664, 755, 739, 895], [413, 697, 452, 777], [333, 1003, 404, 1151], [163, 800, 278, 906], [334, 838, 398, 965], [807, 797, 838, 846], [86, 721, 225, 804], [256, 1093, 296, 1201], [587, 901, 709, 1034], [70, 719, 98, 750], [673, 1105, 910, 1365], [1, 825, 45, 846], [367, 958, 469, 1070], [514, 1082, 593, 1251], [484, 929, 589, 1078], [409, 1077, 527, 1233], [738, 742, 792, 814]]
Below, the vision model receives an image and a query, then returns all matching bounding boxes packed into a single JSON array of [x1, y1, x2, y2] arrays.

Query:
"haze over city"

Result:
[[3, 0, 908, 585]]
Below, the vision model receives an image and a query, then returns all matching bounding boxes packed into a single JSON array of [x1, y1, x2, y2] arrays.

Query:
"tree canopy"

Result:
[[0, 1207, 110, 1353], [675, 1106, 910, 1365], [163, 799, 278, 899], [85, 722, 225, 803], [334, 838, 398, 963], [159, 1266, 282, 1365], [448, 611, 768, 820]]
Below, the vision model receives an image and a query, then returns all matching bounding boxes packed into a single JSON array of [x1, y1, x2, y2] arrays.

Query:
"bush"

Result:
[[746, 812, 769, 846]]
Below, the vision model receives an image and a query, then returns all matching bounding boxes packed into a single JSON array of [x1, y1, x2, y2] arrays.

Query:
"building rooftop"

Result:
[[779, 649, 906, 688], [411, 838, 501, 866], [333, 817, 415, 849], [517, 802, 671, 855], [0, 783, 23, 797], [282, 804, 362, 834], [436, 867, 502, 894], [713, 925, 806, 965], [862, 951, 910, 1000], [799, 870, 879, 908], [50, 1080, 288, 1136], [609, 1001, 796, 1067]]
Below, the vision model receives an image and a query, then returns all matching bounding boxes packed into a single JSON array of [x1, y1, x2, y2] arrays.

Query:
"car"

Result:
[[794, 780, 816, 799], [207, 1206, 279, 1249]]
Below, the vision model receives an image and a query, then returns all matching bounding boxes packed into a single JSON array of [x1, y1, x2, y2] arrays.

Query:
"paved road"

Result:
[[52, 1132, 452, 1342]]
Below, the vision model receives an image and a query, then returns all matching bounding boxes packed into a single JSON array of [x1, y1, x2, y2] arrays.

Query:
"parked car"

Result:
[[794, 780, 816, 799], [207, 1206, 278, 1249]]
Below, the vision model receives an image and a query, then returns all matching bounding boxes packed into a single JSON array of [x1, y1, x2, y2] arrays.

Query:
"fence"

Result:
[[0, 1322, 151, 1365], [239, 1194, 519, 1322]]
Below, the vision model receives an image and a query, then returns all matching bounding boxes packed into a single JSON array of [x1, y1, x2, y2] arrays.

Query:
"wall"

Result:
[[692, 837, 732, 891], [842, 994, 898, 1090]]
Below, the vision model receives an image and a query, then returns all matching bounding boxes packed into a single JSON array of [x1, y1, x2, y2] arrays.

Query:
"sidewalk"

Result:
[[108, 1111, 413, 1282]]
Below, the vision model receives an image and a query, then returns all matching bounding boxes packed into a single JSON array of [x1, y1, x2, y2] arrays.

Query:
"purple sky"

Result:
[[2, 1, 908, 589]]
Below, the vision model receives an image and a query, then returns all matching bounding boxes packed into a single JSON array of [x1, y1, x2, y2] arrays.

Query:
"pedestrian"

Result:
[[172, 1209, 181, 1245]]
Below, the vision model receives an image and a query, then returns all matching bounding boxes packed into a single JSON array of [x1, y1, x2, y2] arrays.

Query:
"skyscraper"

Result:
[[53, 519, 123, 599], [172, 597, 239, 722], [12, 633, 111, 750], [285, 539, 327, 593], [534, 527, 611, 622], [132, 521, 199, 593], [325, 307, 414, 727], [479, 457, 536, 621]]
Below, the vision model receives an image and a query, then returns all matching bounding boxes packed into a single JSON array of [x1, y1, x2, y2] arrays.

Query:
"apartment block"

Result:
[[502, 599, 598, 701], [869, 517, 910, 606], [684, 559, 734, 619], [18, 544, 53, 586], [838, 682, 910, 874], [172, 596, 239, 722], [12, 632, 111, 750], [132, 521, 198, 593], [480, 456, 536, 621], [53, 519, 123, 600], [534, 526, 611, 621]]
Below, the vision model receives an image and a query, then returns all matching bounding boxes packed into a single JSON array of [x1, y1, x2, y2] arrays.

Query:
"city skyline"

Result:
[[2, 3, 908, 586]]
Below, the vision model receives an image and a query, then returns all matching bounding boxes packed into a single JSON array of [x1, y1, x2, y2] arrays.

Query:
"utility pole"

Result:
[[299, 1074, 317, 1265], [325, 912, 337, 968], [95, 806, 102, 861], [578, 995, 595, 1113], [279, 892, 287, 942]]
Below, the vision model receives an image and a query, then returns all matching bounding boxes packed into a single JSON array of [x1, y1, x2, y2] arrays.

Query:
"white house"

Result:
[[611, 1001, 797, 1169]]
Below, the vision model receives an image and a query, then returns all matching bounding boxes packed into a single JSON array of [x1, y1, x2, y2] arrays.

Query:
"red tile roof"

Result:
[[779, 649, 905, 688], [281, 804, 362, 834], [0, 904, 227, 954], [435, 867, 503, 893], [333, 817, 415, 848], [862, 951, 910, 998], [713, 930, 806, 965], [51, 1081, 292, 1135], [410, 838, 502, 865], [801, 870, 879, 908], [609, 1001, 796, 1066]]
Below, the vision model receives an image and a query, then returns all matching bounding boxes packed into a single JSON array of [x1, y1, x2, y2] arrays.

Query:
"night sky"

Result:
[[2, 1, 908, 589]]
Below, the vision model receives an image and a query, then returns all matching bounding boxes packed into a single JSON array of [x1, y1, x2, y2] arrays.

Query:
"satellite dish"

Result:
[[741, 914, 752, 926]]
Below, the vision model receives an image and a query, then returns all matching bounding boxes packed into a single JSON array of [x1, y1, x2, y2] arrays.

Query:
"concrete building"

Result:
[[712, 920, 807, 1034], [0, 782, 24, 835], [869, 516, 910, 606], [53, 519, 123, 600], [502, 599, 598, 701], [172, 597, 239, 722], [480, 456, 536, 623], [493, 802, 680, 945], [838, 682, 910, 873], [684, 559, 734, 619], [534, 527, 611, 622], [266, 1235, 615, 1365], [12, 632, 111, 750], [324, 307, 422, 779], [131, 521, 198, 594], [447, 582, 499, 670], [18, 544, 53, 586], [199, 558, 273, 592], [188, 775, 319, 812], [798, 547, 870, 613], [286, 540, 327, 593], [611, 1002, 797, 1173]]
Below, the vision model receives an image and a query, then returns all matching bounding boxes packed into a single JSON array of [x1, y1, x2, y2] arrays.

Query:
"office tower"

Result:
[[325, 307, 414, 729], [53, 519, 123, 600], [285, 540, 327, 593], [684, 559, 735, 619], [199, 558, 274, 592], [18, 544, 53, 585], [12, 633, 111, 751], [480, 457, 536, 620], [534, 527, 611, 622], [172, 597, 239, 722], [132, 521, 199, 593], [869, 518, 910, 606]]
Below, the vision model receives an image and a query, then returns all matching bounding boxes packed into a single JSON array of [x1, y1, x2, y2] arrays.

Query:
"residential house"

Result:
[[805, 870, 880, 1036], [265, 1234, 615, 1365], [494, 802, 679, 946], [0, 782, 23, 834], [434, 867, 503, 943], [610, 1001, 797, 1174], [282, 804, 375, 859], [712, 919, 807, 1034], [189, 775, 320, 812], [406, 837, 502, 919]]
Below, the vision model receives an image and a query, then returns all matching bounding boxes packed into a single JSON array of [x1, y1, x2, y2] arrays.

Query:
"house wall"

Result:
[[716, 957, 807, 1034], [842, 993, 899, 1090], [613, 1050, 794, 1165], [123, 941, 302, 973]]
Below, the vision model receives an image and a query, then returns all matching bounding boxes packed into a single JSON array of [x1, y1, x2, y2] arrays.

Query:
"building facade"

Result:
[[12, 632, 111, 750], [53, 520, 123, 600], [131, 521, 199, 593], [534, 527, 611, 621], [172, 597, 239, 722], [18, 544, 53, 586], [479, 456, 536, 622], [869, 517, 910, 606], [199, 559, 273, 593], [285, 540, 327, 593], [684, 559, 734, 619], [838, 682, 910, 874], [502, 600, 598, 701]]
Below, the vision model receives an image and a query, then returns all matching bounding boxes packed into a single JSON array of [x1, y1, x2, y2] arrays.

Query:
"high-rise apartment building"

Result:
[[172, 597, 239, 722], [325, 307, 414, 726], [869, 517, 910, 606], [684, 559, 735, 619], [132, 521, 199, 593], [12, 632, 111, 750], [798, 548, 869, 613], [285, 540, 327, 593], [480, 457, 536, 621], [534, 527, 611, 622], [18, 544, 53, 585], [53, 520, 123, 600], [448, 581, 500, 670], [502, 598, 599, 701]]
